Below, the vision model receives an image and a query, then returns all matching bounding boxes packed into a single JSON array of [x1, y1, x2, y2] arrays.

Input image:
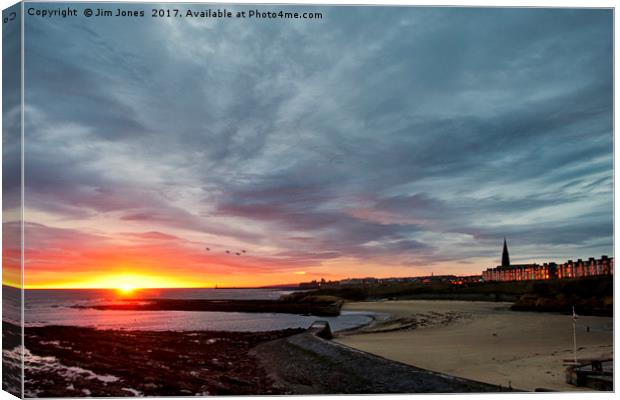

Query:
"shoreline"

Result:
[[334, 300, 613, 391], [4, 298, 612, 395], [4, 318, 513, 396], [336, 301, 476, 335], [3, 321, 303, 397], [251, 321, 514, 393]]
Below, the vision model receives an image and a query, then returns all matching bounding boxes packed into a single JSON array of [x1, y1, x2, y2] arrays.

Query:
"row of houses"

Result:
[[482, 256, 614, 282], [556, 256, 614, 279]]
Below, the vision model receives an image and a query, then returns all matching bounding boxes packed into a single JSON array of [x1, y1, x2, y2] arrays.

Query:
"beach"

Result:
[[3, 290, 613, 395], [4, 318, 515, 397], [335, 300, 613, 391]]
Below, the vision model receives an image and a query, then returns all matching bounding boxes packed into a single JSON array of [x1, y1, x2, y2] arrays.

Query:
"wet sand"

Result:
[[335, 300, 613, 391]]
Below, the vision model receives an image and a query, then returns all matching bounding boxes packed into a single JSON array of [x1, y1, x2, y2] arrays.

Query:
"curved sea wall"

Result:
[[251, 321, 519, 394]]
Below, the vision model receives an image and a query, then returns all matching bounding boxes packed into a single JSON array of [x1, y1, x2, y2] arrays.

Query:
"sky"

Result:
[[7, 5, 613, 288]]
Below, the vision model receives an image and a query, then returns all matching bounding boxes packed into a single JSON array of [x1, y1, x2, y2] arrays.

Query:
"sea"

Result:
[[3, 287, 378, 332]]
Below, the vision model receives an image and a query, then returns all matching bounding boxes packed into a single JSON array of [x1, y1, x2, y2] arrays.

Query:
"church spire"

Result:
[[501, 238, 510, 267]]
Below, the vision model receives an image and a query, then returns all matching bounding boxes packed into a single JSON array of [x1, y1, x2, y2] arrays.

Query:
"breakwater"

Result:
[[72, 297, 343, 317], [251, 321, 519, 393]]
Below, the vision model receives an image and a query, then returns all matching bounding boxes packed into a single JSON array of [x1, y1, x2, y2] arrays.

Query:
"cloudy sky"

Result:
[[16, 5, 613, 288]]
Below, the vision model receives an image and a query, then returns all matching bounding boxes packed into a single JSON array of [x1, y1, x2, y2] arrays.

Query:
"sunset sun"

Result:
[[93, 273, 152, 294], [117, 283, 137, 295]]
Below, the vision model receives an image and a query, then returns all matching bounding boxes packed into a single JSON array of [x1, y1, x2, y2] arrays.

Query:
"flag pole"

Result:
[[572, 306, 578, 364]]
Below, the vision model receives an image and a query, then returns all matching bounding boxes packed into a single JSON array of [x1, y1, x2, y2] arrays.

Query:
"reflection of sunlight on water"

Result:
[[26, 309, 375, 332]]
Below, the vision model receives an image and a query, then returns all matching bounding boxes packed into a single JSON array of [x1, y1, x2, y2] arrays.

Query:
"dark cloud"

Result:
[[123, 231, 181, 241]]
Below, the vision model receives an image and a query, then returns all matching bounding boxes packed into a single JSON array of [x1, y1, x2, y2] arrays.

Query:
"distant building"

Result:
[[556, 256, 614, 279], [501, 238, 510, 267], [482, 239, 613, 282], [482, 262, 556, 282], [450, 275, 483, 285], [298, 278, 339, 289], [340, 277, 379, 286]]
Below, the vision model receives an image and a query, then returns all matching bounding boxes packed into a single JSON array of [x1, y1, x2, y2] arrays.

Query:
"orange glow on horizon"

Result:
[[7, 243, 493, 290], [117, 283, 137, 295], [22, 272, 210, 290], [9, 219, 494, 289]]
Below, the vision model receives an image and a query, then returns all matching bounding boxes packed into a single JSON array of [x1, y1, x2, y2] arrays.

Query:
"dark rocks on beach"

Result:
[[3, 320, 21, 349], [2, 321, 22, 396], [17, 322, 303, 397], [510, 276, 613, 316]]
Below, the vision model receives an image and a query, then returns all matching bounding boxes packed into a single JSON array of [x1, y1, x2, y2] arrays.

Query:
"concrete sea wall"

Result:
[[251, 321, 518, 394]]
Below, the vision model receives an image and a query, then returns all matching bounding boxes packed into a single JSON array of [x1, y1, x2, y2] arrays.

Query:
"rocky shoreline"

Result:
[[4, 321, 303, 397], [2, 321, 22, 396], [510, 294, 612, 316], [3, 315, 517, 397]]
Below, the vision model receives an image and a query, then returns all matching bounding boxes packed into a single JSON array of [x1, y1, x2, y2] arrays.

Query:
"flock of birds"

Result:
[[205, 247, 247, 256]]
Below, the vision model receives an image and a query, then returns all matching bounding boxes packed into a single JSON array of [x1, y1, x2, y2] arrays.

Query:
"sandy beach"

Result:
[[335, 300, 613, 391]]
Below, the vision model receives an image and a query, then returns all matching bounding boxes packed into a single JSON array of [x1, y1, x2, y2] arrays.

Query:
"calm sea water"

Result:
[[5, 288, 377, 332]]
